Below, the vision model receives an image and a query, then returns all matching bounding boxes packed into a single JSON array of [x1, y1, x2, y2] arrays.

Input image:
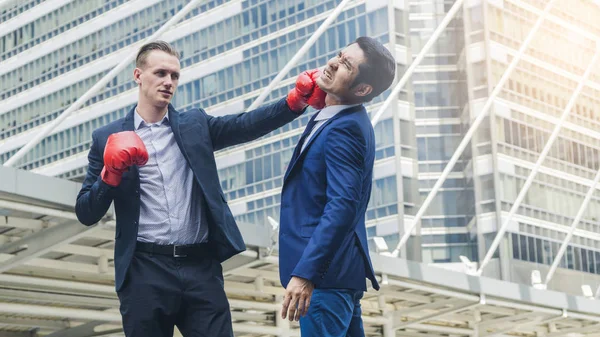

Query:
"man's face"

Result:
[[134, 51, 180, 108], [316, 43, 369, 102]]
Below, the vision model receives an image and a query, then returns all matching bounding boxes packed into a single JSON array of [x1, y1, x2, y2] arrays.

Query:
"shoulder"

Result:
[[328, 111, 370, 138], [324, 118, 366, 152], [177, 107, 209, 125], [323, 110, 374, 155]]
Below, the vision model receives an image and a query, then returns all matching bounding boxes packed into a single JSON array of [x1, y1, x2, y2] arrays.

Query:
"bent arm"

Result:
[[291, 123, 366, 285], [207, 98, 302, 151], [75, 132, 115, 226]]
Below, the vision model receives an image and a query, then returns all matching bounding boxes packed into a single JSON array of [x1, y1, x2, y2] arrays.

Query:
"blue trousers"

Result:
[[299, 289, 365, 337], [117, 250, 233, 337]]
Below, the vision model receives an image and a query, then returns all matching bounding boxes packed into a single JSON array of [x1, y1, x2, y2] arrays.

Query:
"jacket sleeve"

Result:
[[75, 131, 115, 226], [205, 98, 303, 151], [290, 121, 366, 285]]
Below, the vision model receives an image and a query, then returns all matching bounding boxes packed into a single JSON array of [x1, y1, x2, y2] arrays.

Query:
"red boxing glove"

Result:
[[306, 69, 327, 110], [286, 70, 314, 112], [307, 85, 326, 110], [101, 131, 149, 187], [286, 69, 327, 112]]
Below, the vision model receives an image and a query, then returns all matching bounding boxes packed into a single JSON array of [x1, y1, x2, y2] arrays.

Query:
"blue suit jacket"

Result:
[[75, 98, 299, 291], [278, 105, 379, 291]]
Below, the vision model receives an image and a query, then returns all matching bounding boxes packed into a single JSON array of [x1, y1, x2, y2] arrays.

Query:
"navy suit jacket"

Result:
[[75, 98, 299, 291], [278, 105, 379, 291]]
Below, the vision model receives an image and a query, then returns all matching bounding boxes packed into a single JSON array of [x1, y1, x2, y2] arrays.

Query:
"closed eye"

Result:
[[338, 52, 352, 70]]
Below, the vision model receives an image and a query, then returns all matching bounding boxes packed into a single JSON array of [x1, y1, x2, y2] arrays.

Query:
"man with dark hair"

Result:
[[75, 40, 326, 337], [278, 36, 396, 337]]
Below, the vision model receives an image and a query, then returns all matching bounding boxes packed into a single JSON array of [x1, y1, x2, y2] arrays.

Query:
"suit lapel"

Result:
[[168, 105, 196, 175], [121, 107, 136, 132], [168, 105, 183, 151], [283, 105, 364, 184], [283, 117, 334, 183]]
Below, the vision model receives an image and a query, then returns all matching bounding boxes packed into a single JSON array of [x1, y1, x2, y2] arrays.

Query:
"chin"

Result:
[[154, 99, 170, 108]]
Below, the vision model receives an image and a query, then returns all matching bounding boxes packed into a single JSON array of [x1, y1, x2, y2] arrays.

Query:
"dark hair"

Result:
[[350, 36, 396, 102], [135, 40, 180, 68]]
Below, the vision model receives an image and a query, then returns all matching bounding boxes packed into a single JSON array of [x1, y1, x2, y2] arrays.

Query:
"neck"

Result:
[[137, 98, 168, 123], [324, 95, 343, 107], [324, 94, 359, 107]]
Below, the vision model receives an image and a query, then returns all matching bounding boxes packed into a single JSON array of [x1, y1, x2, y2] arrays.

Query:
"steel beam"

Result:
[[0, 220, 113, 273], [394, 301, 481, 330], [0, 317, 67, 330], [45, 321, 122, 337], [545, 149, 600, 285], [480, 312, 566, 337], [0, 200, 77, 221], [0, 288, 118, 308], [0, 303, 121, 322]]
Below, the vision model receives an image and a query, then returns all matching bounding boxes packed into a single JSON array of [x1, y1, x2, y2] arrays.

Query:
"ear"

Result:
[[133, 68, 142, 86], [353, 83, 372, 98]]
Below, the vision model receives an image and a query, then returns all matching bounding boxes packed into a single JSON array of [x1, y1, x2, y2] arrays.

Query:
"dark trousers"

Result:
[[117, 250, 233, 337], [299, 289, 365, 337]]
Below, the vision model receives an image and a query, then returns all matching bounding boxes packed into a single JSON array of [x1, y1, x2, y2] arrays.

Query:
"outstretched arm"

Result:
[[207, 69, 327, 151], [206, 98, 299, 151]]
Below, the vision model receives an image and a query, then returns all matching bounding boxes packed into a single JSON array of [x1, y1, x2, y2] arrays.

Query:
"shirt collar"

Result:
[[314, 104, 360, 121], [134, 108, 169, 130]]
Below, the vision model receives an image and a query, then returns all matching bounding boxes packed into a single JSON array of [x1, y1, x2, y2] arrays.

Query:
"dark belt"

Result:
[[135, 241, 211, 258]]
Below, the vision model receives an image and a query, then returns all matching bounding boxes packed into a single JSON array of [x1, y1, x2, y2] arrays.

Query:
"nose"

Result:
[[327, 56, 338, 70]]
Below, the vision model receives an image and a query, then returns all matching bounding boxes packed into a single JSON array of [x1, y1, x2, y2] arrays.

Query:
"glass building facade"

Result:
[[3, 0, 600, 293], [460, 0, 600, 291]]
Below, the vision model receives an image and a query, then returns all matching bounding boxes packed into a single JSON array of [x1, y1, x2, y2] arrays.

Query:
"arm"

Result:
[[207, 69, 327, 151], [206, 98, 300, 151], [291, 122, 366, 285], [75, 132, 115, 226]]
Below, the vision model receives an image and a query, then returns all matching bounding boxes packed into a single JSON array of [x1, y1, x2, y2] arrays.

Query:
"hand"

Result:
[[286, 69, 327, 112], [306, 70, 326, 110], [281, 276, 314, 321], [101, 131, 149, 186]]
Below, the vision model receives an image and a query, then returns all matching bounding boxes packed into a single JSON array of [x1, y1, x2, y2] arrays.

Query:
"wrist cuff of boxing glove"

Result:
[[101, 166, 122, 187], [285, 97, 308, 114]]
